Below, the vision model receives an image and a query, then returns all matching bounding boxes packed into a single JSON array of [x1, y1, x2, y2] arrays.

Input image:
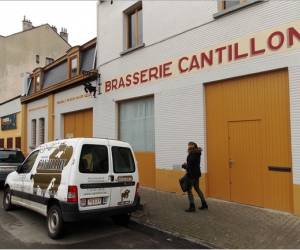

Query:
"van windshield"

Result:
[[79, 145, 109, 174], [112, 146, 135, 173], [0, 150, 25, 164]]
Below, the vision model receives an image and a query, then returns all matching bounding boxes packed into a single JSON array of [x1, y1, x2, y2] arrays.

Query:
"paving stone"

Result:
[[133, 187, 300, 249]]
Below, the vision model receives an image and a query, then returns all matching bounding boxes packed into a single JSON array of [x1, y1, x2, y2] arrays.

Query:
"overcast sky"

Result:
[[0, 1, 97, 46]]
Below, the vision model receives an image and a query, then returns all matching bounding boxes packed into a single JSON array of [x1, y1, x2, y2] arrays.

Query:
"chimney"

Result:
[[22, 16, 33, 31], [60, 27, 68, 42], [51, 25, 57, 33]]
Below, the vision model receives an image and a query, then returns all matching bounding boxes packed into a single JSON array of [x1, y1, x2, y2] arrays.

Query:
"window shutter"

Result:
[[32, 119, 37, 148], [0, 138, 4, 148], [7, 138, 13, 149], [15, 137, 21, 149]]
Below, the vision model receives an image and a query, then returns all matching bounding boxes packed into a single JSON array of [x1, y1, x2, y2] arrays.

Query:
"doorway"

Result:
[[64, 108, 93, 138]]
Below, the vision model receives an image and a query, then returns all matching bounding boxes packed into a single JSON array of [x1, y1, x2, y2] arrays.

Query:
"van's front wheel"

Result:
[[47, 205, 64, 239], [111, 213, 131, 226], [3, 187, 14, 211]]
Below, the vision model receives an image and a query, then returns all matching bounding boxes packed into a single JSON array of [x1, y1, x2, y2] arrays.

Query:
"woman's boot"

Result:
[[199, 201, 208, 210], [185, 203, 196, 212]]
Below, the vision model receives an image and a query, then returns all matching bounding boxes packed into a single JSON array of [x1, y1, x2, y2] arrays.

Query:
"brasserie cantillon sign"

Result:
[[104, 21, 300, 93]]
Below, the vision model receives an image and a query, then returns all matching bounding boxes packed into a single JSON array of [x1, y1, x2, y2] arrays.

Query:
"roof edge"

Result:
[[0, 95, 21, 106], [34, 37, 96, 73], [2, 23, 71, 47]]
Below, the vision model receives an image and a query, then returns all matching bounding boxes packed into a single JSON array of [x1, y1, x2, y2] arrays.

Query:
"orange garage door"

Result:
[[205, 69, 293, 212], [64, 108, 93, 138]]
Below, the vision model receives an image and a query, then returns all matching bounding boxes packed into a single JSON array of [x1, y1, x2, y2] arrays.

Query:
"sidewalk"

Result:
[[133, 188, 300, 249]]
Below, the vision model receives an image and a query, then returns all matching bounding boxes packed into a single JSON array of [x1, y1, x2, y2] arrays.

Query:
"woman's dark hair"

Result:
[[188, 141, 198, 149]]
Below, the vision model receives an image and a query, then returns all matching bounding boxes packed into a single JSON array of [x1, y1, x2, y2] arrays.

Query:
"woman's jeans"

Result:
[[187, 177, 207, 206]]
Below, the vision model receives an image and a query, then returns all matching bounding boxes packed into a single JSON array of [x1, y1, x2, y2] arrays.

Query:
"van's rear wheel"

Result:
[[112, 213, 131, 226], [3, 187, 14, 211], [47, 205, 64, 239]]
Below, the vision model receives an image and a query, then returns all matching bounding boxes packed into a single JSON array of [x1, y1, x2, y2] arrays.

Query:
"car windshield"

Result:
[[112, 146, 135, 173], [0, 150, 25, 163]]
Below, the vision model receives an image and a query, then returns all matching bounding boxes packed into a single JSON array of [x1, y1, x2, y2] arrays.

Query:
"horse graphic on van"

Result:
[[32, 143, 73, 197]]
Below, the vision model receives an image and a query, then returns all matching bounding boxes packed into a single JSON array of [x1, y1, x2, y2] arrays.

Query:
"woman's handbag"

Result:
[[179, 174, 192, 192]]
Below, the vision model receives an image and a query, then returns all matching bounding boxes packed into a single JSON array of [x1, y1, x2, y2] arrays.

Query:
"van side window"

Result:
[[79, 145, 109, 174], [112, 147, 135, 173], [21, 150, 39, 173]]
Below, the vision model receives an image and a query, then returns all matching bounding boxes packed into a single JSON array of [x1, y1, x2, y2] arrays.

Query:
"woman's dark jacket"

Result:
[[186, 149, 202, 179]]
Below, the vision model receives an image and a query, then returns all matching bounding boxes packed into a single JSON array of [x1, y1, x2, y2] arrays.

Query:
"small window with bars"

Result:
[[39, 118, 45, 145], [31, 119, 37, 149]]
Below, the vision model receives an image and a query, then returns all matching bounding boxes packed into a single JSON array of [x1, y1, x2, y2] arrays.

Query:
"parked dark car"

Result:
[[0, 149, 25, 183]]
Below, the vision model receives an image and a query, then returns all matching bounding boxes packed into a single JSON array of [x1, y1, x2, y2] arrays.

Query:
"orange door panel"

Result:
[[64, 112, 75, 138], [64, 109, 93, 138], [206, 83, 230, 200], [83, 109, 93, 137], [228, 120, 263, 206], [205, 69, 293, 212]]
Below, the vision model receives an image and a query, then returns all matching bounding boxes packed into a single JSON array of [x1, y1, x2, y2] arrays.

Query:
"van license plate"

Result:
[[87, 197, 103, 206]]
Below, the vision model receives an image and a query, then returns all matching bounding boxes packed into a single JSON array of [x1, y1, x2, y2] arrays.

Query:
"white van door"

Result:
[[77, 144, 113, 211], [10, 150, 39, 207], [109, 146, 137, 207], [14, 150, 39, 194], [11, 172, 25, 194]]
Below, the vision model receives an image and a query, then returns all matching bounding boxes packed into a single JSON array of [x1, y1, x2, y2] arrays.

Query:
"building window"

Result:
[[119, 96, 154, 152], [36, 54, 40, 64], [45, 57, 54, 65], [124, 2, 143, 50], [0, 138, 4, 148], [221, 0, 242, 10], [15, 137, 21, 149], [39, 118, 45, 145], [35, 74, 41, 91], [70, 56, 78, 78], [31, 119, 37, 148], [7, 138, 13, 149]]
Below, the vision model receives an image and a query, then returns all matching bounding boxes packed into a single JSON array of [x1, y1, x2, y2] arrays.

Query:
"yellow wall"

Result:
[[0, 112, 21, 148], [155, 168, 207, 195], [135, 152, 156, 188]]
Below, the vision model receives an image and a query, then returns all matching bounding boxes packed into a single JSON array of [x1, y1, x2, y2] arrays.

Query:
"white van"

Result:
[[3, 138, 140, 239]]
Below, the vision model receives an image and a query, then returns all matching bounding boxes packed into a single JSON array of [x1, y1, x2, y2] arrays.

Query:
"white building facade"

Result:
[[95, 0, 300, 215]]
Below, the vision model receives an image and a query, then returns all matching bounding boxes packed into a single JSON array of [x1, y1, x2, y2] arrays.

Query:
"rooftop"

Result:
[[21, 37, 98, 104], [0, 17, 70, 46]]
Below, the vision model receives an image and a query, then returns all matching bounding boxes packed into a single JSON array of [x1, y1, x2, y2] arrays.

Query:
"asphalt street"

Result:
[[0, 187, 207, 249]]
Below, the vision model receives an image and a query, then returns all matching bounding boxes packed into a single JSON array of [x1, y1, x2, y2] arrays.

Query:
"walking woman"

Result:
[[182, 142, 208, 212]]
